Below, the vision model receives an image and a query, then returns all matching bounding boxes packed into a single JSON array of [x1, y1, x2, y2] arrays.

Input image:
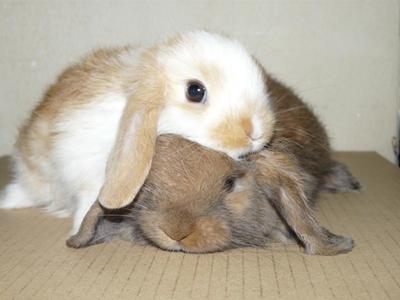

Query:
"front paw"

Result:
[[66, 233, 92, 248], [305, 234, 354, 256]]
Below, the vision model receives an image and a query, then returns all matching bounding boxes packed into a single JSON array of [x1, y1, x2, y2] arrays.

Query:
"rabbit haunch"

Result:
[[0, 31, 275, 232]]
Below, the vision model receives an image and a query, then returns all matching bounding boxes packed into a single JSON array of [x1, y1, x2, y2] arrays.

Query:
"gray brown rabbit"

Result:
[[68, 126, 359, 255]]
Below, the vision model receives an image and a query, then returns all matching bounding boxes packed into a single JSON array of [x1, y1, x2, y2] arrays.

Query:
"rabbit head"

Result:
[[156, 31, 275, 158], [99, 31, 275, 209], [69, 134, 287, 252]]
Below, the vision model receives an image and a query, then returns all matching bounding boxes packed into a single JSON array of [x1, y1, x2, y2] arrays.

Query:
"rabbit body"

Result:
[[1, 47, 138, 232], [1, 32, 276, 233]]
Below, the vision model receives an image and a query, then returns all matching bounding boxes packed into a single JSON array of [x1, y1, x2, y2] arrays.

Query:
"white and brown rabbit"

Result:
[[67, 133, 359, 255], [0, 31, 275, 233]]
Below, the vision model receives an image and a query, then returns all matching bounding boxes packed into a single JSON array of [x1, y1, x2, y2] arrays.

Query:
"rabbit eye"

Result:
[[186, 81, 206, 103], [223, 176, 236, 192]]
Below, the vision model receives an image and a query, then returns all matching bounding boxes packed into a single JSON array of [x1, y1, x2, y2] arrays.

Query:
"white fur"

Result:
[[1, 94, 127, 233], [0, 182, 33, 209], [157, 31, 272, 158], [54, 94, 126, 233]]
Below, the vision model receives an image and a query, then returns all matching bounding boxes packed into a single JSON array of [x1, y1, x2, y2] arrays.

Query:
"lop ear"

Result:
[[66, 201, 103, 248], [255, 151, 354, 255], [98, 93, 161, 209]]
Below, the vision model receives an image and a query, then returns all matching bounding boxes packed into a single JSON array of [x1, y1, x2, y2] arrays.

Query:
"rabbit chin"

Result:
[[202, 137, 266, 160], [225, 139, 267, 160], [149, 229, 184, 252], [148, 229, 230, 254]]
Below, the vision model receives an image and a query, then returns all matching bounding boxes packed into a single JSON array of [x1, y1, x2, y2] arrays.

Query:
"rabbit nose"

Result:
[[161, 210, 195, 241], [162, 227, 193, 242], [248, 133, 263, 141], [241, 117, 253, 138], [242, 117, 262, 141]]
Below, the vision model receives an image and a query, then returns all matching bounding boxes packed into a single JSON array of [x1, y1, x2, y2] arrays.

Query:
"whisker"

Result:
[[163, 141, 199, 157], [90, 229, 128, 244], [101, 214, 137, 219], [132, 202, 151, 210], [273, 126, 331, 152], [273, 106, 305, 116], [270, 83, 328, 107]]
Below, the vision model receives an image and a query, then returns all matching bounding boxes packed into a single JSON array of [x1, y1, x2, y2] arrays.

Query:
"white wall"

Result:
[[1, 0, 399, 162]]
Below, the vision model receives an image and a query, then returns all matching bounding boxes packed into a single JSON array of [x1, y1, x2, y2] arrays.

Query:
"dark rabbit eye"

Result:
[[223, 176, 236, 192], [186, 81, 206, 103]]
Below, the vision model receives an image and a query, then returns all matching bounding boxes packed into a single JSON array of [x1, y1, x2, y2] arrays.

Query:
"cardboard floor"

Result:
[[0, 152, 399, 300]]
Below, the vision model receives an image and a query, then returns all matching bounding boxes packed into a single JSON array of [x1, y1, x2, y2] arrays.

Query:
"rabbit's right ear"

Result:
[[98, 54, 165, 209], [98, 97, 161, 209]]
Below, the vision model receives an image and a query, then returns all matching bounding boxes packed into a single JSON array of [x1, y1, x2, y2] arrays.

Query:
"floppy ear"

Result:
[[98, 91, 162, 209], [255, 151, 354, 255], [66, 201, 103, 248]]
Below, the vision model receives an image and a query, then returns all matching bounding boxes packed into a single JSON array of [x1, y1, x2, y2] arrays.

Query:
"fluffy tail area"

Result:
[[0, 181, 35, 209], [322, 161, 361, 192]]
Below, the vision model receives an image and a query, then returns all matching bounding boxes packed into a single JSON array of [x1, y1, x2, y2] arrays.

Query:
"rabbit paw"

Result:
[[66, 233, 93, 248], [305, 234, 354, 256]]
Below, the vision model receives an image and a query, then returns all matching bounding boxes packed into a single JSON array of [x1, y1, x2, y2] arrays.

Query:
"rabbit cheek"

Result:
[[180, 217, 230, 253], [139, 213, 182, 251], [224, 190, 252, 217]]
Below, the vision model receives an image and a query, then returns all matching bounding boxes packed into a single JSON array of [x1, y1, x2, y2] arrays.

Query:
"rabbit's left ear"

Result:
[[66, 201, 103, 248], [98, 92, 162, 209]]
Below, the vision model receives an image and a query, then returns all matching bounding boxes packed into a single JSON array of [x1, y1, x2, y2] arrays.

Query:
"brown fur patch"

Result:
[[211, 114, 253, 149], [16, 46, 139, 181], [224, 174, 254, 216], [160, 210, 195, 241], [181, 217, 230, 252], [254, 150, 352, 255], [224, 190, 252, 216]]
